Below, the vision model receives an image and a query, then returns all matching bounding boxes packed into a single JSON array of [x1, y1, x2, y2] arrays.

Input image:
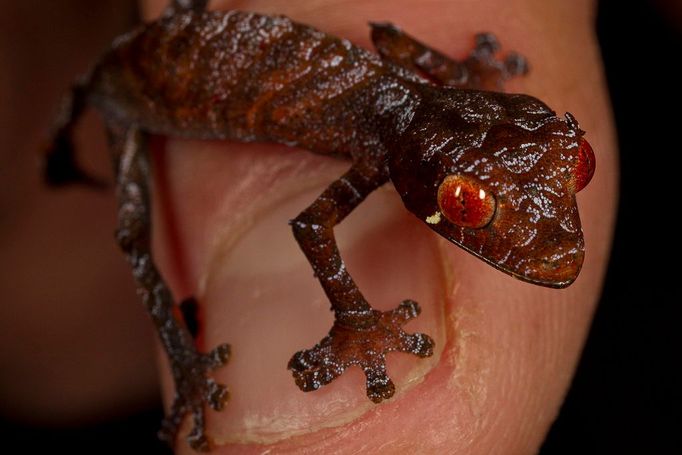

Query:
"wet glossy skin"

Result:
[[44, 0, 594, 451]]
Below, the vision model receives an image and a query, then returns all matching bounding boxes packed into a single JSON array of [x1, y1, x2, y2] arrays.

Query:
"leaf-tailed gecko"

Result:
[[44, 0, 595, 450]]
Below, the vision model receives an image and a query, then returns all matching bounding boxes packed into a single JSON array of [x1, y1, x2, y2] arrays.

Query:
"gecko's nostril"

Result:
[[525, 247, 584, 288]]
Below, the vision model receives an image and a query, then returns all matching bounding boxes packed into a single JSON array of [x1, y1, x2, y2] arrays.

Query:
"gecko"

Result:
[[43, 0, 595, 451]]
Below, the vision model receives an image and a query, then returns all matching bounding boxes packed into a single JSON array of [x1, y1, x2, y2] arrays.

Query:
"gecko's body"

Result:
[[45, 1, 595, 451], [95, 11, 397, 155]]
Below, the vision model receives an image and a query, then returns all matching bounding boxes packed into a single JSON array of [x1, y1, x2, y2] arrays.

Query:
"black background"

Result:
[[2, 1, 679, 453], [542, 0, 681, 452]]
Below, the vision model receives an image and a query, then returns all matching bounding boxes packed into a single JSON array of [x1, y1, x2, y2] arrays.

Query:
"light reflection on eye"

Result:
[[437, 175, 496, 229]]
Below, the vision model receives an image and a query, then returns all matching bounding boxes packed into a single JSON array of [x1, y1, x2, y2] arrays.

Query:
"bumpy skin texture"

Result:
[[43, 0, 594, 451]]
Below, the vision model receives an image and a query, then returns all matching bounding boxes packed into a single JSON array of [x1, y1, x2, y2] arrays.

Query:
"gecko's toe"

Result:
[[504, 52, 529, 77], [289, 345, 343, 391], [158, 397, 184, 446], [392, 299, 422, 322], [187, 407, 211, 452], [157, 343, 231, 450], [206, 379, 230, 411], [403, 332, 436, 358], [294, 365, 337, 392], [364, 365, 396, 403], [474, 32, 501, 55], [206, 343, 232, 370]]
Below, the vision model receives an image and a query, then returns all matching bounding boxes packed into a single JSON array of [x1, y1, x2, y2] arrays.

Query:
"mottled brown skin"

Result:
[[44, 0, 593, 451]]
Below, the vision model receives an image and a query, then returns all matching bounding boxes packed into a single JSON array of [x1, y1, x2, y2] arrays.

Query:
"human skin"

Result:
[[140, 0, 617, 453], [0, 0, 616, 452]]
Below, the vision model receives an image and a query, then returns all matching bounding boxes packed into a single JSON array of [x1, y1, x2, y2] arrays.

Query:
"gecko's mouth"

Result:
[[153, 138, 448, 445]]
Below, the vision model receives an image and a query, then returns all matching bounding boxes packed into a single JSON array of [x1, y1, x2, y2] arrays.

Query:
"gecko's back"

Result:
[[90, 11, 401, 157]]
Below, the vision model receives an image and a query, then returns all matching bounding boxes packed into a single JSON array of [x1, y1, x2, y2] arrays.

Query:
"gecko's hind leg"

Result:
[[43, 78, 107, 188], [112, 126, 230, 451], [288, 162, 434, 402], [370, 23, 528, 91]]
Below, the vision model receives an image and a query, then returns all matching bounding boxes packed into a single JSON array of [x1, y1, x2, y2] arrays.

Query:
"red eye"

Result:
[[437, 175, 496, 229], [574, 138, 595, 193]]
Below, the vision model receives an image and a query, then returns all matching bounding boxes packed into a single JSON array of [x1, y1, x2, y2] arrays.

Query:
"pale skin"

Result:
[[145, 0, 617, 453], [0, 0, 617, 453]]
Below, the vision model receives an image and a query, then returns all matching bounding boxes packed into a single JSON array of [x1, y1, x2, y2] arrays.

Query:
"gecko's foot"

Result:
[[158, 343, 231, 452], [288, 300, 434, 403], [466, 32, 529, 90]]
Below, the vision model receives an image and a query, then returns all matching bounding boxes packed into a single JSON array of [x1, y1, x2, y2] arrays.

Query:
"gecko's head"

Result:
[[389, 90, 595, 288]]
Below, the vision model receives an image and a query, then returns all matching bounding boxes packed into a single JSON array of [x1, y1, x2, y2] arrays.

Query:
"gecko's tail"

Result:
[[43, 78, 108, 189]]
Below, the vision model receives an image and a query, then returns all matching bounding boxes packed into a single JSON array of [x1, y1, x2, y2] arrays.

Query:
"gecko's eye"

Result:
[[437, 175, 496, 229], [574, 138, 595, 193]]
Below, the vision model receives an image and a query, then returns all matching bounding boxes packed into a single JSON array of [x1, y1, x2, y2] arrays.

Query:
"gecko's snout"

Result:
[[520, 243, 584, 289]]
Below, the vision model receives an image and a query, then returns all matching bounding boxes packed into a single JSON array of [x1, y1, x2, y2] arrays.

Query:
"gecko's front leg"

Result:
[[288, 161, 435, 402], [371, 23, 528, 90]]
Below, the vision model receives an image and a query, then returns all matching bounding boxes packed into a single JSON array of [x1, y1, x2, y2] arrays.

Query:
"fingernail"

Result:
[[198, 165, 447, 444]]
